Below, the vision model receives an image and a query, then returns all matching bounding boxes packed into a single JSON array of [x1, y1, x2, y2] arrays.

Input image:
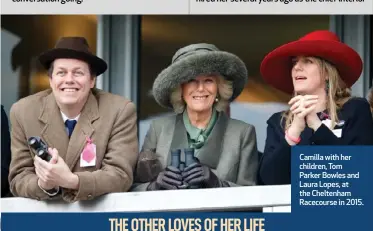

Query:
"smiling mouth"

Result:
[[295, 76, 307, 80], [192, 95, 209, 100], [61, 88, 79, 92]]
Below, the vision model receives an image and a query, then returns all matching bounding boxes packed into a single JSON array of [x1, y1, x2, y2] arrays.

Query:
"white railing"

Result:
[[0, 185, 291, 213]]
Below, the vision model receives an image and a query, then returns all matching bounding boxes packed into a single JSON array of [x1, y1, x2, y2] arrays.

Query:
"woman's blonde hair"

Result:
[[170, 75, 233, 114], [368, 87, 373, 117], [282, 57, 351, 130]]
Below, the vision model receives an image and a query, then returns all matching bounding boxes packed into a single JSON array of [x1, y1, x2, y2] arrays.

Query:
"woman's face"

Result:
[[182, 75, 218, 113], [291, 56, 326, 94]]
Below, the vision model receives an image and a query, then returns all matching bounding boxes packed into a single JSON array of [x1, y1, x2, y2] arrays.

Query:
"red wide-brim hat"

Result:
[[260, 30, 363, 94]]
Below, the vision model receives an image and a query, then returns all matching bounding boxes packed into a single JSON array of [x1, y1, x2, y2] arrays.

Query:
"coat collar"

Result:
[[170, 112, 228, 169], [38, 89, 100, 169]]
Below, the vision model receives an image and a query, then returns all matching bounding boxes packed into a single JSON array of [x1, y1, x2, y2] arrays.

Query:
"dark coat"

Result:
[[258, 97, 373, 185], [1, 105, 12, 197]]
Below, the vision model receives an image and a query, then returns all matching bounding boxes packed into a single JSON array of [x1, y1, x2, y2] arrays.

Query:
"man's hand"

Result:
[[34, 148, 79, 190], [37, 178, 57, 191], [35, 149, 58, 190]]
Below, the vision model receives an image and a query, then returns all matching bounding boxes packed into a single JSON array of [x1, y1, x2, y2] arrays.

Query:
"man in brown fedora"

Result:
[[8, 37, 139, 202]]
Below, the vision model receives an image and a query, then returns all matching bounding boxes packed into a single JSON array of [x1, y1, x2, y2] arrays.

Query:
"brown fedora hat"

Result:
[[38, 37, 107, 76]]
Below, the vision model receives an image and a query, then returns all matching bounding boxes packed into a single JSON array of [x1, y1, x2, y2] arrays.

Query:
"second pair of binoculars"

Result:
[[170, 148, 198, 189], [28, 136, 52, 162]]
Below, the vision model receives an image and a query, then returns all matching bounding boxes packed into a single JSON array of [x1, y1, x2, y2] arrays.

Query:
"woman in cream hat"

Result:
[[258, 30, 373, 185], [132, 43, 259, 191]]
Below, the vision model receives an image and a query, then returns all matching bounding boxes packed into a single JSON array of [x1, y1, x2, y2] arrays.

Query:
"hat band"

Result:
[[173, 48, 215, 63]]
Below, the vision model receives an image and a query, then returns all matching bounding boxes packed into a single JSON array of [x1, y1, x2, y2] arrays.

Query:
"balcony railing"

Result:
[[1, 185, 291, 213]]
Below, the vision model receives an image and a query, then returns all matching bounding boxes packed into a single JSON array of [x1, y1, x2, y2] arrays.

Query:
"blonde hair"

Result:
[[170, 75, 233, 114], [368, 87, 373, 117], [282, 57, 351, 130]]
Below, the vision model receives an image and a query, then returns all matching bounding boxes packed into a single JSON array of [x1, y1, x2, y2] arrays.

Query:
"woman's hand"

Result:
[[182, 163, 228, 188], [306, 111, 322, 131], [289, 95, 322, 131], [146, 166, 183, 191], [286, 95, 318, 144]]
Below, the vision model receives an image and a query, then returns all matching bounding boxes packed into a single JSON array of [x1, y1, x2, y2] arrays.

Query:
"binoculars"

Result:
[[171, 148, 198, 171], [170, 148, 198, 189], [28, 136, 52, 162]]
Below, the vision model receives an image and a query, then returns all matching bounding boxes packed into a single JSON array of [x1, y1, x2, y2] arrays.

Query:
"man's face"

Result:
[[49, 58, 95, 107]]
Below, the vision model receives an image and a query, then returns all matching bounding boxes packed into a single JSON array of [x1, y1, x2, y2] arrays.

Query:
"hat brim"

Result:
[[152, 51, 248, 109], [38, 48, 107, 76], [260, 40, 363, 94]]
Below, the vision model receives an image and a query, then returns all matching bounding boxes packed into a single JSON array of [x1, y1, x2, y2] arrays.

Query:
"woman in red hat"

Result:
[[258, 30, 373, 185]]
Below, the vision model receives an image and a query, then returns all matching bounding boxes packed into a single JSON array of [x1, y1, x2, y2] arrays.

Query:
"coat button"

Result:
[[87, 194, 92, 199]]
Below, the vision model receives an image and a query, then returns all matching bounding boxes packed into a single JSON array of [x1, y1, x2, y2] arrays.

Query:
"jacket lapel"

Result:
[[195, 112, 228, 169], [168, 112, 228, 169], [169, 114, 189, 164], [39, 92, 69, 160], [65, 91, 100, 169]]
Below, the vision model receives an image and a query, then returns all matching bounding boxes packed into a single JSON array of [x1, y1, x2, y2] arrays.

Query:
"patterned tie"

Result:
[[65, 119, 77, 138]]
